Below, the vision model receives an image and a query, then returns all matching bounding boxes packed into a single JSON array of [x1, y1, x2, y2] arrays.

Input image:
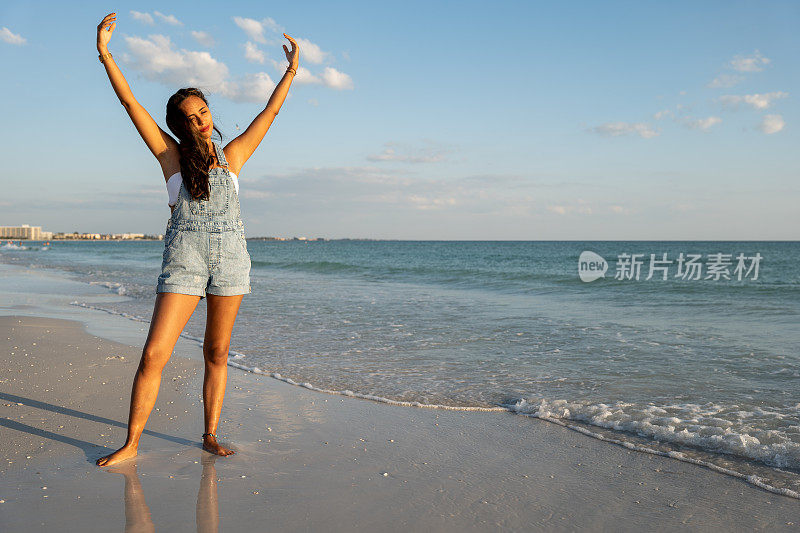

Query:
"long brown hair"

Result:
[[165, 88, 223, 201]]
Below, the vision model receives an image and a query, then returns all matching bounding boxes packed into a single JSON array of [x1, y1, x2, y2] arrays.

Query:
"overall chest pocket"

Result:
[[189, 178, 231, 218]]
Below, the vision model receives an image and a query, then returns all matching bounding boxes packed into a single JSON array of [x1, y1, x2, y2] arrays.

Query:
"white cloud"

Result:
[[0, 27, 26, 45], [263, 17, 283, 33], [589, 122, 659, 139], [729, 50, 770, 73], [407, 195, 457, 210], [220, 72, 277, 103], [719, 91, 788, 110], [244, 41, 266, 64], [546, 204, 593, 215], [308, 98, 319, 106], [239, 164, 484, 212], [191, 31, 214, 47], [130, 11, 154, 25], [708, 51, 770, 90], [200, 165, 604, 224], [707, 73, 744, 89], [367, 141, 451, 163], [320, 67, 354, 90], [233, 16, 282, 43], [234, 19, 329, 65], [241, 190, 275, 200], [295, 37, 329, 64], [759, 114, 785, 134], [654, 103, 691, 121], [267, 58, 322, 84], [122, 34, 230, 88], [232, 16, 349, 88], [292, 65, 322, 84], [123, 32, 345, 103], [154, 11, 183, 26], [683, 116, 722, 131]]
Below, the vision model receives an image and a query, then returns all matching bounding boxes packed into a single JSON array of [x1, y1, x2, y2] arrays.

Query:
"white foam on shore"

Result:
[[88, 280, 128, 296], [1, 243, 50, 251], [511, 398, 800, 468], [533, 415, 800, 499], [69, 299, 800, 500], [71, 301, 151, 324]]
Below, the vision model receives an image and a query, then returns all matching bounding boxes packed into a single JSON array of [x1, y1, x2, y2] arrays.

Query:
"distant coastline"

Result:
[[6, 237, 345, 242]]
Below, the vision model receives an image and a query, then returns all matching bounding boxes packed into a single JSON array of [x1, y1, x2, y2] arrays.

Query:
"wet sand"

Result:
[[0, 265, 798, 531]]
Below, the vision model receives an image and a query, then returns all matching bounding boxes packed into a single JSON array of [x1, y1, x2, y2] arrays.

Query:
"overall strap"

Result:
[[212, 141, 228, 168]]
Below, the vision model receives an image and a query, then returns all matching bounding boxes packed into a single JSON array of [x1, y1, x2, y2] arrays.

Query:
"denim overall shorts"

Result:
[[157, 140, 251, 299]]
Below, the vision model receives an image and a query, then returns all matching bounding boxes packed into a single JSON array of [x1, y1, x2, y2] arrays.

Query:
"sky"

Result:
[[1, 0, 798, 240]]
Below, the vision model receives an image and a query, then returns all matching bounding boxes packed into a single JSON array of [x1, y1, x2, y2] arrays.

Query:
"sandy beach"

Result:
[[0, 263, 798, 531]]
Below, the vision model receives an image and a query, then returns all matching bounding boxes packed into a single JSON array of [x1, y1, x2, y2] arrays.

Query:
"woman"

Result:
[[94, 12, 299, 467]]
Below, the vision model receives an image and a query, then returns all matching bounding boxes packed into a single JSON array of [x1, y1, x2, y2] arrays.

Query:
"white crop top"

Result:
[[166, 171, 239, 207]]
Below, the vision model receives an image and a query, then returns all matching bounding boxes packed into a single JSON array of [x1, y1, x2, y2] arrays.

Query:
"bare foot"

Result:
[[96, 445, 138, 467], [202, 436, 235, 456]]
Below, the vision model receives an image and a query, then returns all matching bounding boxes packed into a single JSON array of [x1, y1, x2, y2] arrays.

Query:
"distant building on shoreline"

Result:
[[248, 236, 328, 241], [52, 232, 155, 240], [0, 224, 53, 240], [1, 223, 329, 242], [0, 224, 161, 241]]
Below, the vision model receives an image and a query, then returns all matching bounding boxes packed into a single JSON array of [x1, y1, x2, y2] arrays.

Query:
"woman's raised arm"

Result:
[[224, 33, 300, 174], [97, 13, 179, 175]]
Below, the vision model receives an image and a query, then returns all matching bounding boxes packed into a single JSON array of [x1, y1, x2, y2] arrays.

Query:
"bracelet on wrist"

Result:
[[286, 66, 297, 76], [99, 52, 113, 64]]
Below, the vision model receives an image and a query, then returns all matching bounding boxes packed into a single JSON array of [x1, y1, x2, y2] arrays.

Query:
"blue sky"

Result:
[[1, 1, 797, 239]]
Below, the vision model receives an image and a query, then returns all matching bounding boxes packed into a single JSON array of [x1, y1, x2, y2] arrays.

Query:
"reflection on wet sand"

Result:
[[106, 453, 222, 533]]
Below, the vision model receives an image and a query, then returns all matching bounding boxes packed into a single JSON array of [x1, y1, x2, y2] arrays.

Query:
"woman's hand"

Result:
[[97, 12, 116, 53], [282, 33, 299, 70]]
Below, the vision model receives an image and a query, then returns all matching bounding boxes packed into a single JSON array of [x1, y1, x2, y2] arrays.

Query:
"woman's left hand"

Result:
[[282, 33, 299, 70]]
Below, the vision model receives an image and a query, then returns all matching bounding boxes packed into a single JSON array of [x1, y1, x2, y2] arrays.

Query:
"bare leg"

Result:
[[201, 293, 244, 456], [96, 292, 202, 467]]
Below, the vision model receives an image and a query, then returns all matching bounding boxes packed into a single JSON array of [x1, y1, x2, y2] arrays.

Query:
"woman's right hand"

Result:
[[97, 12, 116, 52]]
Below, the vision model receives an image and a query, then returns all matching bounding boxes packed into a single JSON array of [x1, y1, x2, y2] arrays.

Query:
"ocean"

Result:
[[2, 239, 799, 495]]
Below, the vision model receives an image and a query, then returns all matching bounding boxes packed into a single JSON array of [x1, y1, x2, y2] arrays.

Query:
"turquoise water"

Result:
[[3, 239, 799, 492]]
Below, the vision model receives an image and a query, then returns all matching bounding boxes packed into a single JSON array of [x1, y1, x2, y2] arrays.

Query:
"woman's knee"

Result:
[[203, 343, 229, 366], [139, 345, 172, 373]]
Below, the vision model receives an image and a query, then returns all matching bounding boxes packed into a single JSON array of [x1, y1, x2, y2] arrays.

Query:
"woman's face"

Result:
[[179, 95, 213, 138]]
